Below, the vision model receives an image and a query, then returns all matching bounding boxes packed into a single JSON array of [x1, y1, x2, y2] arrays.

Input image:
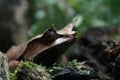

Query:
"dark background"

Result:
[[0, 0, 120, 52]]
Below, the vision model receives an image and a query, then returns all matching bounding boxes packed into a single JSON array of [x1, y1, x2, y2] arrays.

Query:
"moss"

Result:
[[10, 61, 51, 80], [9, 72, 17, 80]]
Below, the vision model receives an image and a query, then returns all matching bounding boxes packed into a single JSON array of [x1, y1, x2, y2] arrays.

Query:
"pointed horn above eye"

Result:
[[58, 22, 76, 35]]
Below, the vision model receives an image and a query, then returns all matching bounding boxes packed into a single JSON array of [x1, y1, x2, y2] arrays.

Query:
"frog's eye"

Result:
[[41, 26, 60, 44]]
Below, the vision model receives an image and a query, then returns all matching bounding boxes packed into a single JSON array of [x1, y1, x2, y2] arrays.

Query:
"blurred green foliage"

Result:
[[28, 0, 120, 37]]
